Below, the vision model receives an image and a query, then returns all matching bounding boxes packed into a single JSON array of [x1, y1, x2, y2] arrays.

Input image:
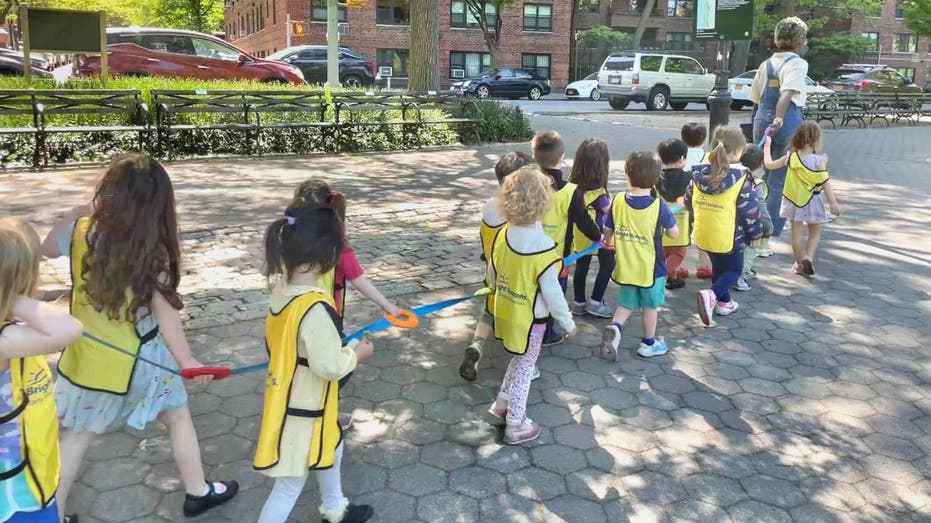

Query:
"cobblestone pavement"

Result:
[[4, 123, 931, 522]]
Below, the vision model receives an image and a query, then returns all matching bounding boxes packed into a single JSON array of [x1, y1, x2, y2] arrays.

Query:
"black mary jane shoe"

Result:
[[182, 480, 239, 518], [322, 504, 374, 523]]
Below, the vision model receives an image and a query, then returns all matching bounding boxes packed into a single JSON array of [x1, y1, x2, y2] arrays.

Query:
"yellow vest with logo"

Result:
[[0, 353, 59, 508], [784, 153, 829, 207], [479, 220, 505, 316], [255, 292, 341, 471], [541, 182, 577, 250], [572, 188, 607, 254], [317, 268, 347, 319], [610, 193, 660, 288], [754, 177, 769, 202], [660, 198, 690, 248], [490, 227, 562, 355], [692, 174, 746, 255], [59, 217, 155, 395]]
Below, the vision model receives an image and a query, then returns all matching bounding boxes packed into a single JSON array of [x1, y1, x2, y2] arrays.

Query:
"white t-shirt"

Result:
[[684, 147, 706, 171], [483, 196, 505, 228], [749, 52, 809, 107]]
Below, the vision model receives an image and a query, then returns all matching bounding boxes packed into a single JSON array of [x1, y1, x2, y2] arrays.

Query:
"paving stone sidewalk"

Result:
[[5, 131, 931, 522]]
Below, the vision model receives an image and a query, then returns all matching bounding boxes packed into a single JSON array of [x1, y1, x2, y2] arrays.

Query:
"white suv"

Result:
[[597, 52, 716, 111]]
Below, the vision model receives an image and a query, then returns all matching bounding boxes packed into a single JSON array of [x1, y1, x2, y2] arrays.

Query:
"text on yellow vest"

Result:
[[572, 188, 607, 254], [692, 173, 746, 254], [610, 193, 660, 288], [784, 153, 829, 207], [541, 182, 577, 249]]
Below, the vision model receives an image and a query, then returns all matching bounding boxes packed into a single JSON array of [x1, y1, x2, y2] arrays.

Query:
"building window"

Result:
[[895, 67, 915, 81], [311, 0, 348, 22], [577, 0, 599, 12], [895, 1, 904, 18], [522, 53, 550, 79], [377, 48, 410, 77], [666, 0, 694, 17], [258, 5, 264, 30], [450, 51, 491, 78], [523, 4, 552, 32], [272, 0, 277, 24], [665, 32, 693, 50], [377, 0, 410, 25], [894, 33, 918, 53], [862, 32, 879, 51], [450, 1, 497, 28]]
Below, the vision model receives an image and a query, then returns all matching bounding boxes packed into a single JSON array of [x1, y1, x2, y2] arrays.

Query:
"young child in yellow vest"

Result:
[[656, 138, 693, 290], [459, 151, 533, 382], [290, 179, 399, 429], [764, 121, 841, 277], [681, 122, 713, 280], [567, 138, 616, 318], [601, 152, 680, 360], [41, 155, 238, 522], [256, 204, 374, 523], [532, 130, 600, 347], [737, 145, 774, 290], [487, 166, 577, 445], [0, 217, 83, 523], [687, 126, 763, 327]]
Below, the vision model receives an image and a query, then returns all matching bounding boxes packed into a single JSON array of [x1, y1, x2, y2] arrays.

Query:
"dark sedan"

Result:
[[0, 55, 54, 79], [451, 68, 551, 100]]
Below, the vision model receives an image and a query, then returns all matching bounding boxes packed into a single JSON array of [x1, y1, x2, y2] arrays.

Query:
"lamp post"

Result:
[[574, 30, 581, 82], [707, 40, 731, 139]]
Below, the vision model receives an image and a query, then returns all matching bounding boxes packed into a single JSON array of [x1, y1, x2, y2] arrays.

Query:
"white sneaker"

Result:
[[757, 247, 774, 258], [715, 300, 740, 316], [531, 366, 541, 381], [637, 339, 669, 358], [697, 289, 715, 327], [734, 277, 751, 292], [743, 268, 757, 280], [601, 324, 620, 360], [571, 301, 586, 316]]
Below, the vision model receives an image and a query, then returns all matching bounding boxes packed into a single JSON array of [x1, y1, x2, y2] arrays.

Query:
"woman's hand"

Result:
[[180, 357, 213, 385]]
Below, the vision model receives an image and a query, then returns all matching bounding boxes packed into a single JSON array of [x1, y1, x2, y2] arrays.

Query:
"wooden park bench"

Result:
[[400, 91, 483, 146]]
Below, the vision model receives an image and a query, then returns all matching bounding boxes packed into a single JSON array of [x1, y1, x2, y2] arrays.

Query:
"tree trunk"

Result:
[[730, 40, 751, 75], [631, 0, 656, 48], [410, 0, 440, 92]]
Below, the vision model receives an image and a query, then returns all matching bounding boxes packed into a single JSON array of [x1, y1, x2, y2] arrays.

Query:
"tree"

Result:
[[409, 0, 440, 91], [140, 0, 224, 33], [461, 0, 519, 66], [631, 0, 657, 49], [902, 0, 931, 39], [578, 25, 632, 51]]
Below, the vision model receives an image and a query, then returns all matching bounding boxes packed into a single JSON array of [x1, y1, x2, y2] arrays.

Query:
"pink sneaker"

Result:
[[715, 300, 740, 316], [487, 401, 508, 426], [504, 419, 542, 445], [697, 289, 715, 327]]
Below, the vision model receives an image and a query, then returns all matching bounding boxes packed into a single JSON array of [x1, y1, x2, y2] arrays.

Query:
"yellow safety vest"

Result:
[[479, 220, 505, 316], [692, 175, 746, 255], [660, 197, 690, 248], [610, 193, 660, 288], [317, 268, 346, 319], [784, 153, 829, 207], [0, 353, 60, 508], [754, 177, 769, 202], [255, 291, 342, 471], [58, 218, 155, 395], [541, 182, 577, 250], [572, 188, 608, 254], [490, 227, 562, 355]]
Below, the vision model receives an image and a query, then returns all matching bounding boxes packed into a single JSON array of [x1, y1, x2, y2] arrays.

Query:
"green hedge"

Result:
[[0, 77, 534, 167]]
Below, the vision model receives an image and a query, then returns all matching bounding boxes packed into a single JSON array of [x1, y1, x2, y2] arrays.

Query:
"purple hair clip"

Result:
[[285, 215, 295, 226]]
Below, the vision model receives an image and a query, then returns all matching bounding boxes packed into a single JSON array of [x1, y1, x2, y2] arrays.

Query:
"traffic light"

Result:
[[291, 21, 305, 36]]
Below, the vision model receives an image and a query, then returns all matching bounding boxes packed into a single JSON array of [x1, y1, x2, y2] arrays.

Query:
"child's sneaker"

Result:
[[585, 300, 613, 318], [458, 343, 481, 382], [504, 419, 542, 445], [714, 300, 740, 316], [601, 323, 621, 360], [696, 266, 712, 279], [665, 279, 686, 290], [697, 289, 715, 327], [792, 262, 806, 276], [676, 267, 690, 280], [486, 400, 508, 425], [757, 247, 774, 258], [637, 339, 669, 358], [542, 331, 564, 347], [571, 301, 587, 316], [338, 412, 354, 430], [734, 277, 751, 292], [531, 366, 541, 381], [743, 268, 757, 280], [801, 258, 815, 276], [322, 504, 374, 523]]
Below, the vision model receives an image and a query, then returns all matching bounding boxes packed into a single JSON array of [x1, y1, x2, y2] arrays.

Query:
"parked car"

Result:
[[925, 82, 931, 94], [0, 48, 51, 71], [728, 69, 833, 110], [597, 52, 715, 111], [0, 55, 53, 79], [821, 64, 923, 94], [267, 45, 374, 87], [451, 68, 551, 100], [565, 72, 602, 100], [74, 27, 305, 85]]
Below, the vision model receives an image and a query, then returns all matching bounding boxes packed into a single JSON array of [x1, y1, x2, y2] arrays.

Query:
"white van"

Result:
[[597, 52, 716, 111]]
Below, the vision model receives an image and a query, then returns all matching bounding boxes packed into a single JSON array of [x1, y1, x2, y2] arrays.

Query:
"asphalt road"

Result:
[[503, 94, 731, 115]]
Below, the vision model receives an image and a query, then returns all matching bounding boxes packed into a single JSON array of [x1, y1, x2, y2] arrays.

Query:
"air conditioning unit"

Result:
[[451, 68, 465, 78], [338, 24, 349, 36]]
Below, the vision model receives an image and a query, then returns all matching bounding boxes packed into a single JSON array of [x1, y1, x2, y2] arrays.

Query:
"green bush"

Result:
[[0, 77, 531, 167]]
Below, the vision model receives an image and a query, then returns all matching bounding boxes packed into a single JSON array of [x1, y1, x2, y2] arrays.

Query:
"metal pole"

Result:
[[326, 0, 339, 87], [707, 40, 731, 141], [574, 32, 579, 82], [286, 13, 291, 48], [21, 7, 30, 82]]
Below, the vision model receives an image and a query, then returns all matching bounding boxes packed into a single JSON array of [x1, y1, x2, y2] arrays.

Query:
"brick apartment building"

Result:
[[223, 0, 572, 88], [850, 0, 930, 86]]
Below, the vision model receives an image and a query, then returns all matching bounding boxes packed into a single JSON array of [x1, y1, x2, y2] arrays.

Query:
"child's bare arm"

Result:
[[763, 137, 788, 170], [151, 292, 202, 372], [41, 204, 91, 258], [349, 275, 400, 317], [822, 180, 841, 216], [602, 227, 615, 249], [0, 297, 83, 359], [665, 224, 680, 240]]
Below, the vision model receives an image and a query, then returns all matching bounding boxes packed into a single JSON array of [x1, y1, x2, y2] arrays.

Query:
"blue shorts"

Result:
[[618, 277, 666, 310], [7, 500, 59, 523]]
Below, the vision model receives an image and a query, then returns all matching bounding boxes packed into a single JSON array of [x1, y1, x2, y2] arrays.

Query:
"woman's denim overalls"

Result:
[[752, 55, 805, 237]]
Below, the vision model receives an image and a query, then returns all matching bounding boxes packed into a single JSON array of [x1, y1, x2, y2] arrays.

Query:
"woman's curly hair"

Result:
[[82, 154, 182, 320], [774, 16, 808, 52], [497, 165, 553, 226]]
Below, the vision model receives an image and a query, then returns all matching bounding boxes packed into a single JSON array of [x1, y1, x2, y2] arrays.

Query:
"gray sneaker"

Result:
[[571, 301, 587, 316], [585, 301, 614, 318]]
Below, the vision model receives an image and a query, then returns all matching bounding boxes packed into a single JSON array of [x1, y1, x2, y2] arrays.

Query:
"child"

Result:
[[256, 205, 374, 523], [738, 145, 774, 289], [1, 217, 83, 523], [567, 138, 616, 317], [687, 126, 763, 327], [681, 122, 713, 280], [459, 151, 533, 382], [487, 166, 576, 444], [532, 130, 600, 346], [656, 139, 693, 290], [41, 155, 238, 520], [601, 152, 679, 360], [764, 122, 840, 277]]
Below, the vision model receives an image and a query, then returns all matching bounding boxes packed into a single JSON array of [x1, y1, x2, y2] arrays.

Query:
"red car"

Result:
[[75, 27, 305, 85]]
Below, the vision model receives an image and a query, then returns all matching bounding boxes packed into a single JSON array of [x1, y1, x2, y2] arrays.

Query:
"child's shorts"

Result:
[[7, 500, 60, 523], [618, 278, 666, 310]]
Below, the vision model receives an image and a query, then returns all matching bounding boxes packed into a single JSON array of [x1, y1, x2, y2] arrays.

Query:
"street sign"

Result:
[[695, 0, 754, 41], [22, 8, 107, 81]]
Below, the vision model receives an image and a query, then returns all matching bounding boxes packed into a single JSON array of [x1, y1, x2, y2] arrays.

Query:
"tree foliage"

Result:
[[5, 0, 223, 32], [902, 0, 931, 39], [811, 33, 876, 62], [461, 0, 519, 66], [578, 25, 632, 51], [753, 0, 886, 38]]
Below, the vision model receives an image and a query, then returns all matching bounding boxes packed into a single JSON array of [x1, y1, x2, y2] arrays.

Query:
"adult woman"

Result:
[[749, 16, 809, 238]]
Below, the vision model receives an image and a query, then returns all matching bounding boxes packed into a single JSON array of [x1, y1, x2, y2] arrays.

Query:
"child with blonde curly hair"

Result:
[[486, 165, 576, 445]]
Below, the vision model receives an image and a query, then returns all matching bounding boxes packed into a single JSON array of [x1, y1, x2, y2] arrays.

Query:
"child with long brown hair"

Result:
[[568, 138, 616, 317], [764, 121, 841, 276], [42, 155, 238, 521], [687, 126, 763, 327], [1, 217, 83, 523]]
